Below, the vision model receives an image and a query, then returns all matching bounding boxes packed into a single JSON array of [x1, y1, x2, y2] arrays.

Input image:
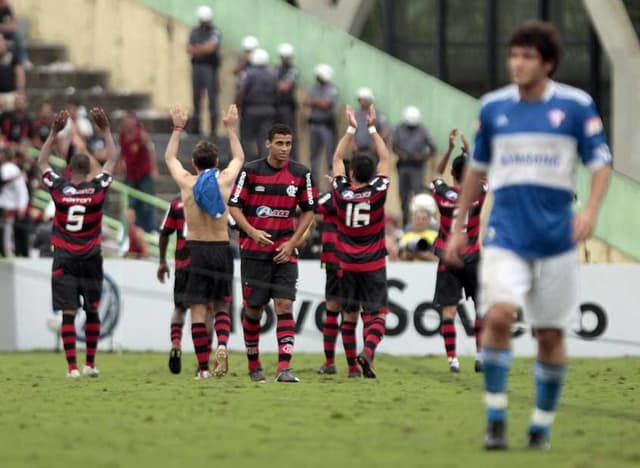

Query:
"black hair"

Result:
[[351, 154, 375, 183], [451, 154, 467, 183], [70, 153, 90, 175], [509, 21, 562, 76], [268, 123, 293, 141], [191, 141, 218, 170]]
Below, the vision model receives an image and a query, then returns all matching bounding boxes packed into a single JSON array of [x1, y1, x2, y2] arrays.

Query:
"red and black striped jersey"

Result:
[[316, 191, 339, 267], [430, 177, 488, 259], [228, 158, 317, 261], [332, 175, 389, 272], [42, 168, 112, 259], [159, 195, 191, 270]]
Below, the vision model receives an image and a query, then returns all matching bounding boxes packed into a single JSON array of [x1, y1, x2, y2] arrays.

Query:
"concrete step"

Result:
[[27, 88, 151, 114], [27, 43, 68, 65], [27, 68, 110, 90]]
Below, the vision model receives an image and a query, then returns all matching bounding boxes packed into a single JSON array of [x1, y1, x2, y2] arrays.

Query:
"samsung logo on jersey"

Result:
[[500, 153, 560, 167]]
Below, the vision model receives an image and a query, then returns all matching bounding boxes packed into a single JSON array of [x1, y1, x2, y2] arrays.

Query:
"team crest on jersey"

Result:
[[62, 186, 77, 195], [548, 108, 566, 128], [342, 190, 355, 200], [286, 185, 297, 197], [495, 115, 508, 127]]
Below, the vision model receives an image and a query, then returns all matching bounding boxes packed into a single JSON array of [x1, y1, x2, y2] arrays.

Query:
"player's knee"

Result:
[[535, 328, 563, 354], [274, 298, 293, 314], [326, 299, 341, 313], [485, 304, 516, 333], [442, 305, 457, 320], [343, 311, 358, 323], [244, 306, 263, 321]]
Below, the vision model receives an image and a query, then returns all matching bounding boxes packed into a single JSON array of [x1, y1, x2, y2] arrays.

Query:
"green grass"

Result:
[[0, 352, 638, 468]]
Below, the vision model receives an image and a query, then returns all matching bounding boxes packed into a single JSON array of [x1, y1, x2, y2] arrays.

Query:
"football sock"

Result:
[[242, 312, 262, 371], [84, 312, 101, 368], [276, 312, 296, 372], [322, 309, 340, 365], [481, 347, 513, 424], [441, 319, 457, 359], [170, 322, 183, 348], [191, 322, 210, 371], [529, 360, 567, 435], [341, 320, 358, 371], [61, 314, 77, 371], [362, 313, 373, 344], [363, 316, 386, 359], [214, 312, 231, 348]]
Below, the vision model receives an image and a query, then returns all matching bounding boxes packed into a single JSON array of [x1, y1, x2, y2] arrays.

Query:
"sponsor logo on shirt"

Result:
[[342, 190, 354, 200], [500, 152, 560, 167], [305, 173, 314, 205], [255, 185, 266, 192], [256, 206, 290, 218], [230, 171, 246, 203], [62, 186, 77, 195]]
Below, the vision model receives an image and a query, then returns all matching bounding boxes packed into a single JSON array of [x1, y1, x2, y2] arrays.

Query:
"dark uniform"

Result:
[[229, 158, 317, 307], [317, 191, 341, 301], [430, 177, 487, 306], [42, 169, 112, 312], [239, 65, 278, 161], [159, 196, 191, 309], [308, 83, 338, 177], [275, 64, 299, 159]]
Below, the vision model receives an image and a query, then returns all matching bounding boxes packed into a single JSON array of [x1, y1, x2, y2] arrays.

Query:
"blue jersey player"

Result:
[[445, 22, 612, 451]]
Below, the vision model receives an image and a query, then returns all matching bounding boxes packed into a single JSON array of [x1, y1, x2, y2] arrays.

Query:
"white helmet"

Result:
[[314, 63, 334, 82], [403, 106, 421, 125], [356, 87, 374, 102], [241, 35, 259, 52], [250, 48, 269, 66], [410, 193, 437, 216], [197, 5, 213, 21], [278, 43, 294, 58]]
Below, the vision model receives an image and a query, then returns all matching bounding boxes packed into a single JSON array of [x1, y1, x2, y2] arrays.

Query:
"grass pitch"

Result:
[[0, 352, 638, 468]]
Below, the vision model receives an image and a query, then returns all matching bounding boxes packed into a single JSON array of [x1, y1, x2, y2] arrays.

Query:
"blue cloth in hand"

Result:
[[193, 168, 225, 218]]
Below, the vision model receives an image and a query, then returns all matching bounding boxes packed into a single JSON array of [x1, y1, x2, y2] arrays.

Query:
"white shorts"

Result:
[[478, 246, 578, 329]]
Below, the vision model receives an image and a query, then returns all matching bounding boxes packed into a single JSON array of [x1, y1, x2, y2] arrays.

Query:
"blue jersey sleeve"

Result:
[[575, 100, 612, 171], [470, 104, 492, 171]]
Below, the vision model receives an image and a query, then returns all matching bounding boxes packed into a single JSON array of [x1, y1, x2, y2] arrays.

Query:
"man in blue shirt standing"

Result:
[[445, 21, 612, 451]]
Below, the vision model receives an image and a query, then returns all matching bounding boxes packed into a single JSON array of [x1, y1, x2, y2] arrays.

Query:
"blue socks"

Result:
[[529, 360, 567, 435], [481, 347, 513, 423]]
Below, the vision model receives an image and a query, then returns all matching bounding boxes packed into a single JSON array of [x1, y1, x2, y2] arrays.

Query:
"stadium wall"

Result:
[[2, 259, 638, 357]]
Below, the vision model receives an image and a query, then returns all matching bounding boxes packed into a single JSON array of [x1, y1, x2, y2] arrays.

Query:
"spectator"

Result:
[[187, 5, 222, 136], [125, 208, 150, 259], [385, 214, 402, 262], [236, 48, 277, 161], [32, 101, 54, 149], [392, 105, 437, 226], [304, 63, 337, 178], [233, 35, 259, 77], [352, 87, 390, 157], [0, 1, 27, 66], [32, 201, 54, 258], [275, 43, 299, 160], [399, 193, 439, 262], [0, 92, 32, 144], [119, 113, 158, 232], [0, 146, 27, 256], [0, 34, 24, 112]]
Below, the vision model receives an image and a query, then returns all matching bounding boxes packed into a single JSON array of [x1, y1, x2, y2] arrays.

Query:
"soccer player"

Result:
[[37, 107, 119, 379], [315, 189, 361, 378], [431, 128, 487, 373], [445, 21, 612, 450], [228, 123, 316, 383], [164, 104, 244, 380], [331, 104, 390, 379]]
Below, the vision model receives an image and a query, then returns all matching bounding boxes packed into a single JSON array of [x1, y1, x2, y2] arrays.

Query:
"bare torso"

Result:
[[180, 174, 231, 242]]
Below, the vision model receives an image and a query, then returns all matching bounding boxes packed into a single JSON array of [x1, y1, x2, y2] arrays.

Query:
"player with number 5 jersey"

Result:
[[331, 104, 390, 379], [38, 107, 120, 379]]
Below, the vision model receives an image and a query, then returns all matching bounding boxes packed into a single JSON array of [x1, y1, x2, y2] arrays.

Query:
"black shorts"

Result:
[[52, 254, 103, 312], [184, 241, 233, 305], [324, 264, 342, 302], [341, 267, 388, 314], [434, 257, 479, 306], [240, 257, 298, 307], [173, 268, 189, 310]]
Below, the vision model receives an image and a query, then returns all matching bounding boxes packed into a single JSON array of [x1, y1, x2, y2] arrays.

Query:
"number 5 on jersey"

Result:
[[66, 205, 86, 232], [345, 201, 371, 227]]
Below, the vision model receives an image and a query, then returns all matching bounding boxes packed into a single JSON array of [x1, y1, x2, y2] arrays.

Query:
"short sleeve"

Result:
[[470, 104, 492, 171], [317, 192, 336, 216], [228, 167, 249, 208], [370, 176, 390, 192], [297, 170, 317, 212], [576, 100, 612, 171], [41, 168, 60, 189], [159, 204, 177, 235], [93, 172, 113, 190]]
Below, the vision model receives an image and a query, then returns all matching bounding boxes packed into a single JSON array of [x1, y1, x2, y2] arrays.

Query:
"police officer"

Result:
[[275, 43, 299, 160], [304, 64, 338, 178], [187, 5, 222, 136], [391, 106, 438, 226], [233, 35, 259, 78], [352, 87, 390, 158], [236, 48, 277, 161]]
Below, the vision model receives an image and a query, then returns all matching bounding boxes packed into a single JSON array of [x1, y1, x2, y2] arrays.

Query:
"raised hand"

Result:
[[222, 104, 239, 129], [346, 105, 357, 128], [52, 111, 69, 134], [366, 104, 377, 127], [90, 107, 110, 133], [449, 128, 458, 151], [460, 132, 470, 153], [170, 105, 189, 129]]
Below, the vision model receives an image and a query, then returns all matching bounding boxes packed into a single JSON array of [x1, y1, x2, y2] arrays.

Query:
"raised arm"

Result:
[[368, 105, 389, 177], [435, 128, 458, 177], [164, 105, 193, 189], [37, 111, 68, 174], [332, 105, 357, 178], [90, 107, 119, 174], [218, 104, 245, 188]]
